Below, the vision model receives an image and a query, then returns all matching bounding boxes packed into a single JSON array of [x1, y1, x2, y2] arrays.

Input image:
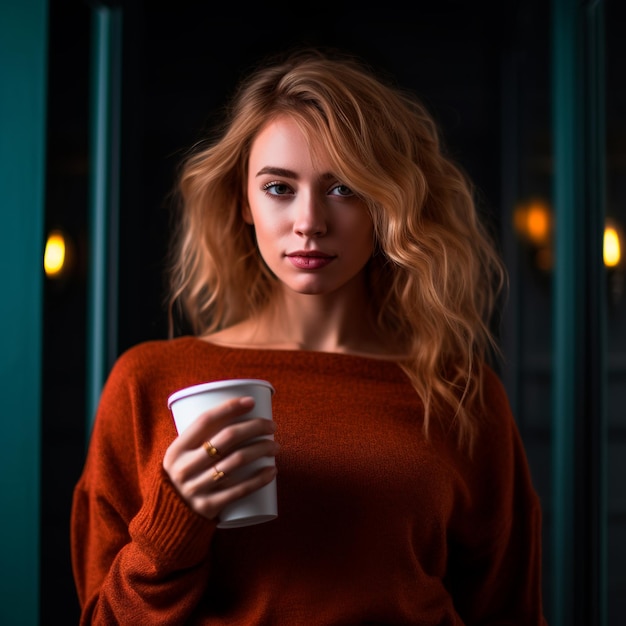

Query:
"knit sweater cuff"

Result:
[[130, 469, 216, 570]]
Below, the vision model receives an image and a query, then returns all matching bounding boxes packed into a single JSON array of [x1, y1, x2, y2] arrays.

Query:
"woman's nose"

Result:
[[293, 194, 327, 237]]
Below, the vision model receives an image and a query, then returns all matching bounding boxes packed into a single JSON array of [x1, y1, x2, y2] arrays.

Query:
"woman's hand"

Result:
[[163, 396, 279, 521]]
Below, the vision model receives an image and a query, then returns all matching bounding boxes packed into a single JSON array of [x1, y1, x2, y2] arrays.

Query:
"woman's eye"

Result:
[[329, 184, 354, 197], [262, 181, 292, 196]]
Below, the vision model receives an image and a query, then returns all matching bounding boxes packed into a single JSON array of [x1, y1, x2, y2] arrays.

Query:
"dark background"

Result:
[[42, 1, 626, 624], [41, 1, 548, 622]]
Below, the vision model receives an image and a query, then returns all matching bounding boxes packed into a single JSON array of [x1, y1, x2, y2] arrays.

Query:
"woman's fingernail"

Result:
[[239, 396, 255, 407]]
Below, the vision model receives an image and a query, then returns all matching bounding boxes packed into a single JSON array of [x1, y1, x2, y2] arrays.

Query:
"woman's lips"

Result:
[[286, 251, 335, 270]]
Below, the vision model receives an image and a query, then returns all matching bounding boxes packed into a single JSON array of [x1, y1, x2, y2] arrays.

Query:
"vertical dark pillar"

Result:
[[86, 3, 122, 438], [552, 1, 607, 624]]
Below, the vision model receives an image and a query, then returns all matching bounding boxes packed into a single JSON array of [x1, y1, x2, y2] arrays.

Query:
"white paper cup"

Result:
[[167, 378, 277, 529]]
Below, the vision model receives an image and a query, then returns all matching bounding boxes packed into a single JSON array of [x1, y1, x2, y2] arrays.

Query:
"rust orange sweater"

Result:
[[71, 336, 547, 625]]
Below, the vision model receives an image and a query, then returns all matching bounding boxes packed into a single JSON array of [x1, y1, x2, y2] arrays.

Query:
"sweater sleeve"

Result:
[[71, 347, 217, 625], [444, 367, 548, 625]]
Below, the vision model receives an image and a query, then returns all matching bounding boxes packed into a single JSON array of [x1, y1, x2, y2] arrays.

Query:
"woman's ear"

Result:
[[242, 201, 254, 225]]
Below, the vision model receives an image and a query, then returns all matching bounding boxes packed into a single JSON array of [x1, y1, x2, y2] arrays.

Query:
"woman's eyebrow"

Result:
[[255, 166, 336, 182], [255, 166, 298, 178]]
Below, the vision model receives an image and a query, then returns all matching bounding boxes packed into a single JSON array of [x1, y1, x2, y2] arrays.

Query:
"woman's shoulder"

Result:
[[475, 361, 521, 445], [116, 335, 199, 366], [117, 335, 199, 360], [480, 361, 508, 397], [106, 336, 204, 382]]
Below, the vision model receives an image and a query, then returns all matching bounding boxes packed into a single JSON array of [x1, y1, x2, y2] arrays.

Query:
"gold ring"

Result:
[[202, 440, 219, 457], [211, 465, 225, 482]]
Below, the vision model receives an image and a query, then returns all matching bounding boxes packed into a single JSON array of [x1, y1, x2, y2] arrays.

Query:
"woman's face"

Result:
[[244, 115, 374, 297]]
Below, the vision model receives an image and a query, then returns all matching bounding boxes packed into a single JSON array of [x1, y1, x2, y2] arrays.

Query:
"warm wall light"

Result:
[[513, 196, 553, 271], [514, 197, 552, 246], [44, 230, 67, 278], [604, 223, 621, 268]]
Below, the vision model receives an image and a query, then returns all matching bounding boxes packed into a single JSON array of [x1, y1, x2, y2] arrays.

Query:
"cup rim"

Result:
[[167, 378, 275, 409]]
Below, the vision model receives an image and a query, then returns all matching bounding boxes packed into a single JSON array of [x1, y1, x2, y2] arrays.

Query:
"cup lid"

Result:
[[167, 378, 275, 409]]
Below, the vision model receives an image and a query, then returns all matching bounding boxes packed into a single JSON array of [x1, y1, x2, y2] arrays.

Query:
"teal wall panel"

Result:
[[552, 0, 607, 624], [86, 5, 122, 438], [552, 3, 579, 622], [0, 1, 48, 624]]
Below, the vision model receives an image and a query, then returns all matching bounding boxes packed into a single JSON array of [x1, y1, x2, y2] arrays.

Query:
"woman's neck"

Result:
[[203, 288, 406, 359]]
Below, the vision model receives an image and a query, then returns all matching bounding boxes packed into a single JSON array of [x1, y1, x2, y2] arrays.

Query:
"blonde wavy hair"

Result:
[[167, 48, 507, 449]]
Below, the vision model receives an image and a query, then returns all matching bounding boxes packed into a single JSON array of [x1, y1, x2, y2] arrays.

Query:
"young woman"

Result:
[[71, 48, 548, 624]]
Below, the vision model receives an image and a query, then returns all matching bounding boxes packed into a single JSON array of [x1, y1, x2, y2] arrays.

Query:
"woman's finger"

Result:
[[167, 395, 255, 456], [197, 417, 276, 460], [192, 465, 278, 520], [172, 438, 279, 520]]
